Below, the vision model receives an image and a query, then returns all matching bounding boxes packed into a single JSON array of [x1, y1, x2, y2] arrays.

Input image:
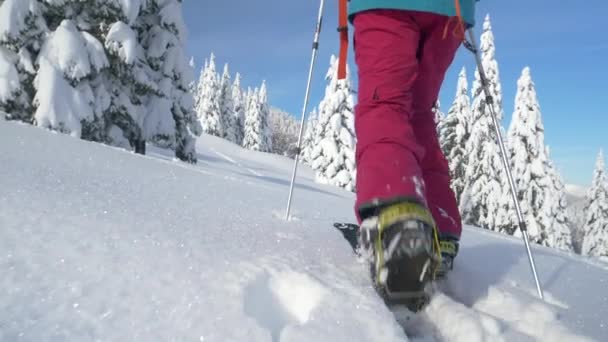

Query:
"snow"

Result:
[[158, 0, 188, 41], [1, 119, 606, 341], [33, 57, 94, 136], [81, 32, 110, 72], [39, 20, 101, 81], [117, 0, 144, 25], [0, 0, 44, 46], [567, 184, 590, 199], [105, 21, 138, 65], [0, 46, 20, 102]]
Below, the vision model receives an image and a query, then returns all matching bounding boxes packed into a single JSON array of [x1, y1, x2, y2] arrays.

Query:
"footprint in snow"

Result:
[[243, 269, 327, 342]]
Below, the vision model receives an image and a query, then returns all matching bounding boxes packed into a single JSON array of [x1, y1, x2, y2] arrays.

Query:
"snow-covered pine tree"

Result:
[[137, 0, 201, 162], [243, 87, 259, 150], [503, 67, 572, 250], [88, 1, 146, 147], [543, 160, 574, 251], [300, 107, 318, 165], [567, 194, 588, 254], [0, 0, 142, 144], [460, 14, 509, 231], [34, 19, 108, 138], [433, 101, 444, 126], [0, 0, 47, 121], [232, 72, 245, 145], [438, 67, 471, 202], [0, 0, 200, 161], [309, 55, 356, 191], [193, 59, 207, 119], [196, 53, 222, 137], [581, 150, 608, 257], [219, 63, 237, 143], [269, 107, 299, 157], [242, 82, 272, 152], [257, 81, 272, 152]]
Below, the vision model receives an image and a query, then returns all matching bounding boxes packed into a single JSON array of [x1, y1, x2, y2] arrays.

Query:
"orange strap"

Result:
[[442, 0, 468, 41], [454, 0, 467, 40], [337, 0, 348, 80]]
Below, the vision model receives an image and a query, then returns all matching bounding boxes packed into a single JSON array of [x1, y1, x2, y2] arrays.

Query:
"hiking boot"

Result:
[[358, 200, 441, 307]]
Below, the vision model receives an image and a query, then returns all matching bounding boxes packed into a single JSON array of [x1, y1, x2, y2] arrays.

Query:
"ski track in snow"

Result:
[[0, 120, 606, 342], [211, 147, 263, 177]]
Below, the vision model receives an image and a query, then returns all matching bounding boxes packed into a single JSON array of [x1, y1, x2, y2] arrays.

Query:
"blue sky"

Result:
[[186, 1, 607, 186]]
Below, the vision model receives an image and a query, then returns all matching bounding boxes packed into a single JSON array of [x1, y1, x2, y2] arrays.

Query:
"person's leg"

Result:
[[410, 14, 463, 238], [353, 11, 449, 306], [353, 10, 425, 221]]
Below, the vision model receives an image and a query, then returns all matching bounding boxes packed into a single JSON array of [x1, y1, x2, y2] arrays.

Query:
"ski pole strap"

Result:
[[337, 0, 348, 80]]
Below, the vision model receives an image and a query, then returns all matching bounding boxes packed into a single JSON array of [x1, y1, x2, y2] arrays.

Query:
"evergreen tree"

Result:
[[460, 14, 508, 231], [543, 160, 574, 251], [33, 19, 108, 138], [138, 0, 201, 161], [438, 67, 471, 202], [582, 151, 608, 257], [257, 80, 272, 152], [504, 67, 572, 250], [309, 55, 356, 191], [242, 82, 272, 152], [269, 108, 299, 157], [301, 107, 318, 165], [0, 0, 47, 121], [219, 63, 237, 143], [193, 59, 206, 119], [196, 53, 222, 137], [243, 87, 259, 150], [0, 0, 200, 161], [231, 72, 245, 145]]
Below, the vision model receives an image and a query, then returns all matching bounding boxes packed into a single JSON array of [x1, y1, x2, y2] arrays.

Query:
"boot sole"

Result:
[[373, 222, 437, 311]]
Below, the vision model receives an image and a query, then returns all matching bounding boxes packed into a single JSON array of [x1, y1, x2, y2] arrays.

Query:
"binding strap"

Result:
[[337, 0, 348, 80]]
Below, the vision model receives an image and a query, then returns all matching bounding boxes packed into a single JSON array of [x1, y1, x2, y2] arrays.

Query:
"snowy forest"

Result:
[[0, 0, 201, 162], [435, 16, 607, 257], [1, 3, 605, 259]]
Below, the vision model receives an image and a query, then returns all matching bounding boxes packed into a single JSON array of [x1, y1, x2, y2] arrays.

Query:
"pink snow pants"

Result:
[[353, 10, 463, 238]]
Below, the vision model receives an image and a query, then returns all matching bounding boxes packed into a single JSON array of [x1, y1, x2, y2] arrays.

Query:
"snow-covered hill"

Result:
[[1, 119, 606, 341], [566, 184, 589, 200]]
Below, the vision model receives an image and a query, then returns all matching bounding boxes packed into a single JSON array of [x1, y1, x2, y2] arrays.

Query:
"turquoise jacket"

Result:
[[349, 0, 478, 27]]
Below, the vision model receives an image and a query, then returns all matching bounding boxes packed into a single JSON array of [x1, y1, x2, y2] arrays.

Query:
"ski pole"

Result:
[[464, 28, 544, 300], [285, 0, 325, 221]]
